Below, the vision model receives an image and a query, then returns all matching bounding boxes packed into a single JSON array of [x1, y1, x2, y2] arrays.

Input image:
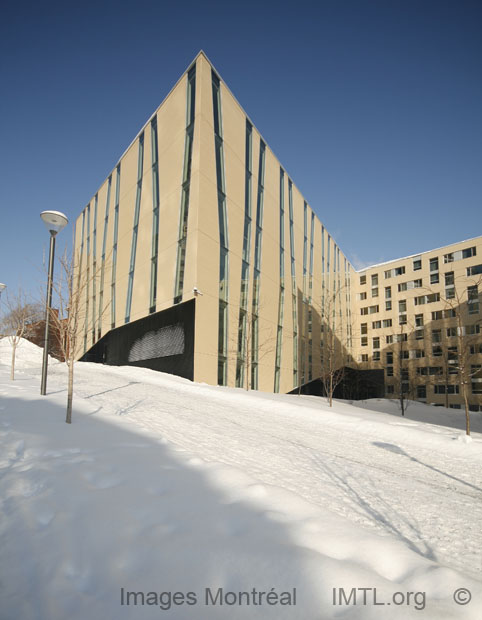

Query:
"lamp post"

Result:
[[40, 210, 68, 395]]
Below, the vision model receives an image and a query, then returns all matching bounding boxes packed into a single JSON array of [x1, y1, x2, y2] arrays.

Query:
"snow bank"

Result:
[[0, 337, 60, 371], [0, 356, 481, 619], [345, 397, 482, 434]]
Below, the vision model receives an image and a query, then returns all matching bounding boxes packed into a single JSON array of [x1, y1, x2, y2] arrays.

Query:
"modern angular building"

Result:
[[73, 51, 482, 411]]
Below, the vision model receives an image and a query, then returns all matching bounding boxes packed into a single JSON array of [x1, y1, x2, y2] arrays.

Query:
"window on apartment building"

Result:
[[361, 323, 368, 334], [429, 367, 442, 375], [429, 257, 439, 272], [416, 385, 426, 399], [467, 264, 482, 276], [371, 274, 378, 286], [472, 365, 482, 394], [368, 305, 379, 314], [463, 247, 476, 259], [415, 329, 424, 340], [432, 346, 443, 357], [373, 351, 381, 361], [432, 329, 442, 343], [444, 272, 454, 286], [386, 352, 393, 364], [361, 337, 368, 347], [372, 320, 381, 329], [415, 293, 440, 305], [413, 257, 422, 271], [446, 327, 457, 337], [466, 324, 481, 335], [398, 282, 407, 292], [470, 344, 482, 354], [398, 300, 407, 313], [430, 273, 440, 284], [359, 291, 367, 300], [468, 285, 479, 314], [373, 337, 380, 349], [386, 385, 394, 394], [360, 275, 366, 285], [399, 350, 409, 360], [385, 300, 392, 311], [432, 311, 443, 320], [382, 319, 392, 328], [415, 314, 424, 327], [448, 347, 458, 363], [444, 253, 454, 264], [444, 308, 456, 318], [413, 279, 422, 288], [386, 366, 394, 377], [434, 385, 460, 394], [414, 349, 425, 358], [386, 335, 394, 344], [371, 287, 379, 297], [386, 266, 404, 278], [396, 333, 408, 342], [399, 314, 407, 325], [385, 286, 391, 299], [360, 354, 368, 362]]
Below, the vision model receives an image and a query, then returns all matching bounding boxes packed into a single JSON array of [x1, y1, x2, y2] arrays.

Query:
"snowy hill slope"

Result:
[[1, 339, 481, 619]]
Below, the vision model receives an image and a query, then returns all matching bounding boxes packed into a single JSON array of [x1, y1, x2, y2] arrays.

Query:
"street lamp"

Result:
[[40, 210, 68, 395]]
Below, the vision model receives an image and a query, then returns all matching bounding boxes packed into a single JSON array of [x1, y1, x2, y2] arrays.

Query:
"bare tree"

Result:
[[317, 283, 351, 407], [394, 323, 412, 416], [422, 275, 482, 435], [49, 249, 110, 423], [0, 290, 43, 380]]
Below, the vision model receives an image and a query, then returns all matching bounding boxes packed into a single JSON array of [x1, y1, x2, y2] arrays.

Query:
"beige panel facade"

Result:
[[72, 51, 480, 411]]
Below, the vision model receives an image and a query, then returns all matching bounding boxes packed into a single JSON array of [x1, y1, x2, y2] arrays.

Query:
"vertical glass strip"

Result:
[[111, 164, 121, 328], [149, 116, 160, 313], [274, 168, 285, 392], [308, 211, 314, 381], [91, 194, 98, 344], [77, 210, 86, 299], [83, 203, 91, 353], [125, 132, 145, 323], [288, 180, 298, 387], [235, 120, 253, 388], [174, 64, 196, 304], [98, 175, 111, 339], [212, 69, 229, 386], [250, 138, 265, 389]]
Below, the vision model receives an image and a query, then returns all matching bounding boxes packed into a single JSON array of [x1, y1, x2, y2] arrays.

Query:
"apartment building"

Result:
[[72, 51, 481, 410], [353, 238, 482, 410]]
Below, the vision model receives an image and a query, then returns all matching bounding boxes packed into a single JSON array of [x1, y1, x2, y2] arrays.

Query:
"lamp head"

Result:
[[40, 210, 69, 236]]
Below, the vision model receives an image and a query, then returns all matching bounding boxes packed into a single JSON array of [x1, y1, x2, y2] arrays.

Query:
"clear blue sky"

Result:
[[1, 0, 481, 298]]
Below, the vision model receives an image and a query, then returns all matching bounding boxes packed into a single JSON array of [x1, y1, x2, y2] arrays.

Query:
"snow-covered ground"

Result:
[[1, 338, 481, 619]]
